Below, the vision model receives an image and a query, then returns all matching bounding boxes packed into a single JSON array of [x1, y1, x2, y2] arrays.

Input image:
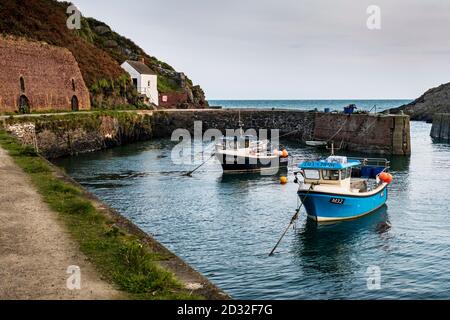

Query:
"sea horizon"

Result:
[[208, 99, 412, 112]]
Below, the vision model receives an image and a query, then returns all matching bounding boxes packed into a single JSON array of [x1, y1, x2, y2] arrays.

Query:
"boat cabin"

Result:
[[298, 156, 361, 189], [218, 135, 259, 150]]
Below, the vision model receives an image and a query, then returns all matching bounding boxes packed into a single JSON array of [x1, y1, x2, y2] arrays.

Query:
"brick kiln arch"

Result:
[[71, 95, 79, 111], [0, 36, 91, 113], [18, 95, 30, 114]]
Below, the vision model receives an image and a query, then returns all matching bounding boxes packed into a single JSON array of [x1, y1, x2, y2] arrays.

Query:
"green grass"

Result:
[[157, 74, 182, 93], [0, 105, 152, 116], [0, 130, 202, 300]]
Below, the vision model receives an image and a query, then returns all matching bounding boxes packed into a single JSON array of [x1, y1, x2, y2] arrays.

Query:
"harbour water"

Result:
[[54, 102, 450, 299]]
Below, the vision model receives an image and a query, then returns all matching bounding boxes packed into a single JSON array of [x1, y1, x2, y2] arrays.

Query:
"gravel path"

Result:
[[0, 146, 122, 300]]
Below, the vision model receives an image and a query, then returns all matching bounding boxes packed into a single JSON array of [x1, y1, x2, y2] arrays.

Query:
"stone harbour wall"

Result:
[[2, 112, 152, 158], [431, 113, 450, 141], [153, 109, 411, 156], [1, 109, 411, 158], [313, 113, 411, 155], [152, 109, 316, 141]]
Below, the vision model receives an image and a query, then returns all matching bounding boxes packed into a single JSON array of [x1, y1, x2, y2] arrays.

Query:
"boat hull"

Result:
[[305, 141, 327, 148], [216, 153, 288, 173], [298, 185, 388, 222]]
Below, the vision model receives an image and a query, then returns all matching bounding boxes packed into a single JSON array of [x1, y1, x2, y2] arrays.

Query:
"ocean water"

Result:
[[209, 99, 411, 112], [54, 101, 450, 300]]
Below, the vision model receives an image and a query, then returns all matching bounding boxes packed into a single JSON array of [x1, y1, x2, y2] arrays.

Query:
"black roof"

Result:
[[125, 60, 156, 75]]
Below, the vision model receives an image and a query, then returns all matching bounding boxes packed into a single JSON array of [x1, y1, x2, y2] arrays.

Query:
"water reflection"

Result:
[[219, 171, 286, 184], [292, 206, 389, 275], [388, 155, 410, 172]]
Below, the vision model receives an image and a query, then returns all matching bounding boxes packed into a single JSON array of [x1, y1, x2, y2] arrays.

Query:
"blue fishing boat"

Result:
[[294, 155, 392, 222]]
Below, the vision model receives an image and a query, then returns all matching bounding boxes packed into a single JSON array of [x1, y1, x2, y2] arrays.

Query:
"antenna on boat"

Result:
[[327, 141, 335, 155], [326, 141, 343, 156]]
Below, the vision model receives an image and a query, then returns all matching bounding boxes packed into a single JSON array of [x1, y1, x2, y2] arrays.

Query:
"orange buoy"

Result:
[[281, 149, 289, 158], [379, 172, 393, 184], [280, 176, 288, 185], [385, 173, 393, 184]]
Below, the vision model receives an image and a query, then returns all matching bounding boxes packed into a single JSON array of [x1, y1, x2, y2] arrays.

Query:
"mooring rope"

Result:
[[268, 183, 315, 256], [183, 153, 216, 177], [326, 116, 349, 143]]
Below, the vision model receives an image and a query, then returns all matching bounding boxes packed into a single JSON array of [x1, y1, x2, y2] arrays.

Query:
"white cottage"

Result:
[[121, 59, 158, 106]]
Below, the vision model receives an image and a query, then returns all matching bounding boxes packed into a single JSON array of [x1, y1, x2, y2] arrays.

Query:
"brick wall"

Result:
[[158, 92, 189, 109]]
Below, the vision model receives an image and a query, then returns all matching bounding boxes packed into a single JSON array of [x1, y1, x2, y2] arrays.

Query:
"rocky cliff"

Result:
[[0, 0, 208, 109], [389, 82, 450, 122]]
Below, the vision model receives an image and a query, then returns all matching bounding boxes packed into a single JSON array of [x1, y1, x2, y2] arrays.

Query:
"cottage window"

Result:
[[148, 80, 151, 87], [72, 79, 76, 91]]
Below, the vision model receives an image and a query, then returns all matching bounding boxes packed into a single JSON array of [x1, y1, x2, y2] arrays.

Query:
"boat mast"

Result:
[[238, 110, 244, 137]]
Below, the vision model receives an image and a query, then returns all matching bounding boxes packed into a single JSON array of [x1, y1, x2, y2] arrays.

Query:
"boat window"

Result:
[[303, 169, 320, 180], [344, 168, 352, 179], [322, 170, 340, 180]]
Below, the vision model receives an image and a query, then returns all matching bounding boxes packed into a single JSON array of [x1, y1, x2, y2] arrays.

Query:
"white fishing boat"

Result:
[[215, 135, 289, 173]]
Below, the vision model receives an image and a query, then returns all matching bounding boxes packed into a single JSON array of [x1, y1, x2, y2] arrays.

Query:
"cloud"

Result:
[[69, 0, 450, 99]]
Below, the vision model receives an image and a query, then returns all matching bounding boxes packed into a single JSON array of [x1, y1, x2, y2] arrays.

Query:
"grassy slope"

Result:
[[0, 130, 201, 300]]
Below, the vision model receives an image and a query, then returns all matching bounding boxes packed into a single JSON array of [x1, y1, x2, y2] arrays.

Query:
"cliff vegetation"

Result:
[[0, 0, 208, 109]]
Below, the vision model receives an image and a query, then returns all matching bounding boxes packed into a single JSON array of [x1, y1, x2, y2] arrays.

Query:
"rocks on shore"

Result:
[[389, 82, 450, 122]]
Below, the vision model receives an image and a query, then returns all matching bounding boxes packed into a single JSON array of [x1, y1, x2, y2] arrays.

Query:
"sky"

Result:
[[70, 0, 450, 100]]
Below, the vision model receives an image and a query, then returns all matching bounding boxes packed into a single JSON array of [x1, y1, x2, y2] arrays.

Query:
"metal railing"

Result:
[[348, 157, 390, 169]]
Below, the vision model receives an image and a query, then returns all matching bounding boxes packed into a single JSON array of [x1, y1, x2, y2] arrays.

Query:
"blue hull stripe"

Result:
[[298, 185, 388, 221]]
